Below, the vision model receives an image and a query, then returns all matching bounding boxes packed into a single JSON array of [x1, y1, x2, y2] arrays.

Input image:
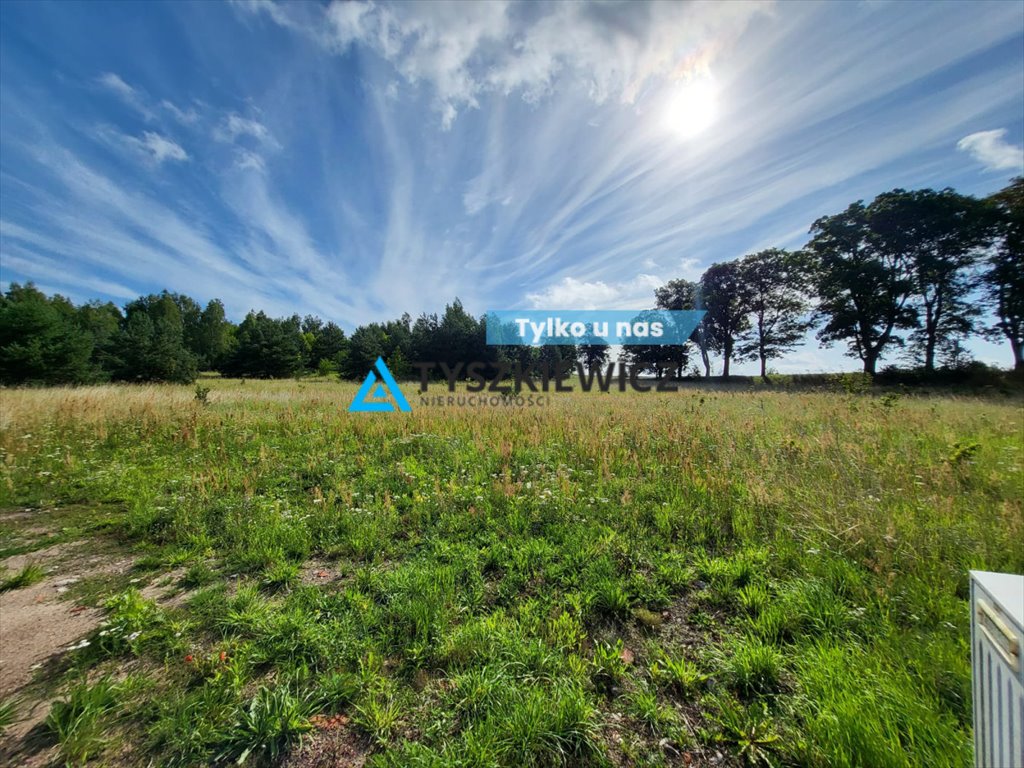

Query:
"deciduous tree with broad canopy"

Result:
[[807, 200, 916, 376], [985, 177, 1024, 372]]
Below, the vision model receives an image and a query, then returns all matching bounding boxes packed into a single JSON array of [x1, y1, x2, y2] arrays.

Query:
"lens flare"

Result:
[[661, 77, 719, 140]]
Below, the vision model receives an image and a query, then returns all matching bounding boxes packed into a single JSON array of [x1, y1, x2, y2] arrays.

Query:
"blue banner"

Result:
[[485, 309, 706, 346]]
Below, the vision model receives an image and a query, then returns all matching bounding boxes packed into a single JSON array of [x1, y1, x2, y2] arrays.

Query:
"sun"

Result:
[[661, 77, 719, 140]]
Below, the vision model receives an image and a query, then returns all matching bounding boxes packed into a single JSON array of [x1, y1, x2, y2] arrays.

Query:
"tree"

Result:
[[0, 284, 96, 384], [577, 333, 610, 373], [619, 343, 689, 378], [538, 343, 577, 381], [654, 278, 707, 376], [78, 300, 123, 378], [310, 321, 348, 372], [404, 301, 489, 379], [807, 200, 916, 375], [195, 299, 233, 370], [222, 311, 304, 378], [699, 261, 751, 378], [870, 188, 991, 373], [984, 177, 1024, 372], [737, 249, 812, 380], [171, 293, 203, 361], [344, 322, 394, 379], [437, 299, 486, 369], [116, 292, 198, 383]]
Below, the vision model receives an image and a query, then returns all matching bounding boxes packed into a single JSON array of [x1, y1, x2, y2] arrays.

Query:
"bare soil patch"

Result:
[[0, 536, 137, 761], [282, 721, 368, 768]]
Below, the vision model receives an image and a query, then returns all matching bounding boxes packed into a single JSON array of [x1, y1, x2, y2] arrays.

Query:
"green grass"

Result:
[[0, 697, 19, 736], [0, 380, 1021, 766], [0, 561, 45, 592], [45, 677, 120, 764]]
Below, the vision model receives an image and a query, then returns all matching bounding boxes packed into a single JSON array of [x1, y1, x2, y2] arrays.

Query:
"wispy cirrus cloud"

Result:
[[97, 71, 201, 131], [125, 131, 188, 164], [243, 0, 768, 128], [97, 72, 136, 101], [235, 149, 265, 172], [216, 113, 277, 146], [97, 71, 154, 120], [161, 99, 200, 125], [957, 128, 1024, 172], [3, 0, 1023, 374]]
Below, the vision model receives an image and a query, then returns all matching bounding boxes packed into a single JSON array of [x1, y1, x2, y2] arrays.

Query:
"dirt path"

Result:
[[1, 544, 109, 697], [0, 539, 137, 765]]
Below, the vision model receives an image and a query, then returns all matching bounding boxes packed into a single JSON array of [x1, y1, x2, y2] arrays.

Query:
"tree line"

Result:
[[1, 179, 1020, 386]]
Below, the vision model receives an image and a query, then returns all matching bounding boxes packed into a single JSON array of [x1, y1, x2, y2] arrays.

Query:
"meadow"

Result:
[[0, 378, 1021, 767]]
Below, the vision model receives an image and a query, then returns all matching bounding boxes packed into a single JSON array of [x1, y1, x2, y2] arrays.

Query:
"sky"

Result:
[[1, 0, 1022, 374]]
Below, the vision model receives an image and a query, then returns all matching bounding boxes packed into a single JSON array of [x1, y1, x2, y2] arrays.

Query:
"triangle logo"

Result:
[[348, 357, 412, 413]]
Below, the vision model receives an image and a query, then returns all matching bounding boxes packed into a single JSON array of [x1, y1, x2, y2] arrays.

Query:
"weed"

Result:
[[0, 697, 19, 735], [353, 693, 403, 747], [45, 677, 119, 764], [220, 686, 313, 765], [627, 686, 677, 734], [450, 665, 507, 720], [92, 589, 167, 657], [723, 636, 785, 696], [261, 561, 300, 591], [490, 682, 600, 764], [0, 562, 45, 592], [315, 670, 361, 712], [591, 577, 631, 619], [590, 639, 627, 693], [181, 561, 218, 588], [947, 440, 980, 466], [650, 651, 708, 697], [711, 697, 781, 767], [879, 392, 901, 409], [738, 582, 770, 615]]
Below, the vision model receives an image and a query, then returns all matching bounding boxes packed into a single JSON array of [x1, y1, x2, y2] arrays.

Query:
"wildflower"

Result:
[[219, 651, 228, 663], [185, 654, 195, 664]]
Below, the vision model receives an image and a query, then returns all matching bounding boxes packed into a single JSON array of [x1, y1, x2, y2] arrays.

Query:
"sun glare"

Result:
[[661, 77, 719, 140]]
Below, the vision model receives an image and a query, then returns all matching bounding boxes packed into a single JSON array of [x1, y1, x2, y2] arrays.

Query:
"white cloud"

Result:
[[7, 141, 362, 322], [956, 129, 1024, 172], [232, 0, 303, 31], [161, 99, 200, 125], [216, 113, 278, 146], [97, 71, 154, 120], [125, 131, 188, 164], [236, 149, 266, 172], [246, 0, 766, 128], [525, 274, 663, 310], [97, 72, 135, 99], [97, 72, 201, 128]]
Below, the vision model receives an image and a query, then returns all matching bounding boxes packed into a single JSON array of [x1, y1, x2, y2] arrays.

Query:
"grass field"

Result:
[[1, 379, 1021, 767]]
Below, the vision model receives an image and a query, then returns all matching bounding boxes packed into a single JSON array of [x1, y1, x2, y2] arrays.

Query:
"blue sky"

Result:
[[1, 0, 1022, 373]]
